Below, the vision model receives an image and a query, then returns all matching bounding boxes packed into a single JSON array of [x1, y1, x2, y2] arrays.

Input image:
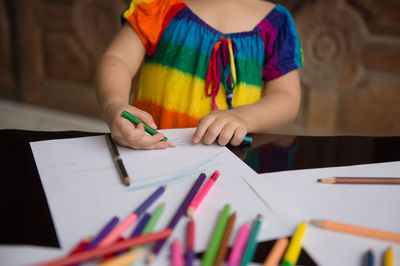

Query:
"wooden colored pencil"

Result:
[[227, 222, 251, 266], [186, 219, 195, 266], [310, 220, 400, 243], [105, 133, 130, 186], [187, 170, 221, 217], [263, 238, 289, 266], [122, 110, 175, 147], [214, 212, 237, 266], [85, 217, 119, 250], [37, 229, 171, 266], [281, 221, 307, 266], [364, 249, 374, 266], [317, 177, 400, 185], [98, 185, 166, 247], [147, 173, 206, 263], [172, 238, 184, 266], [241, 214, 263, 266], [384, 247, 394, 266], [99, 249, 145, 266]]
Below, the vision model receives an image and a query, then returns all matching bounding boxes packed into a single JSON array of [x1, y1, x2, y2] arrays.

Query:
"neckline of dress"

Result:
[[181, 3, 280, 37]]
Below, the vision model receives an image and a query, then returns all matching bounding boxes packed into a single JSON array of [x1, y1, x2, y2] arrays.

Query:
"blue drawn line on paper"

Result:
[[126, 150, 232, 191]]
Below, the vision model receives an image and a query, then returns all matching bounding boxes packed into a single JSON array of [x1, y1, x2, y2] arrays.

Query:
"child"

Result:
[[95, 0, 303, 150]]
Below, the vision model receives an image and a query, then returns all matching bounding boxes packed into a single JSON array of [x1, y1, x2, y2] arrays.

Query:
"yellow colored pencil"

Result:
[[384, 247, 394, 266], [281, 221, 307, 266]]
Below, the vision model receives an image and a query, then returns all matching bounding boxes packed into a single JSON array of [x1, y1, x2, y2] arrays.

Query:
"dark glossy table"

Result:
[[1, 129, 399, 265]]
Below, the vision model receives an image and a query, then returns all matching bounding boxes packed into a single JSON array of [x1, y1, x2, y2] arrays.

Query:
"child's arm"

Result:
[[96, 24, 169, 149], [192, 70, 301, 146]]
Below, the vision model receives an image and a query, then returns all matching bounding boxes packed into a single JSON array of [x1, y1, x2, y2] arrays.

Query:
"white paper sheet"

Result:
[[2, 128, 289, 266], [243, 161, 400, 266]]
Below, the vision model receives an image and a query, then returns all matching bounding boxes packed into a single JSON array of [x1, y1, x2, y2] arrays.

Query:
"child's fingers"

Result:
[[230, 127, 247, 146], [133, 108, 158, 130], [217, 124, 236, 146], [192, 115, 216, 143], [202, 121, 225, 145]]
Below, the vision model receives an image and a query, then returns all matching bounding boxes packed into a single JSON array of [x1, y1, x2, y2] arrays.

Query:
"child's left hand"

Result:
[[192, 109, 248, 146]]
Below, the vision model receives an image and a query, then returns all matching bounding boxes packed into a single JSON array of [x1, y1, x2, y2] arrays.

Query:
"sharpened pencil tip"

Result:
[[186, 207, 194, 218], [167, 139, 176, 148], [146, 253, 156, 264]]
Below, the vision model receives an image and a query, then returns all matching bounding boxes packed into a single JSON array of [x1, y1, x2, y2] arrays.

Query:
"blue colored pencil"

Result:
[[365, 249, 374, 266], [130, 213, 151, 238], [147, 173, 206, 263]]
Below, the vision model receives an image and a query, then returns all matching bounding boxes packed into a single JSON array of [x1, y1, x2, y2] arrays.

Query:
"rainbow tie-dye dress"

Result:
[[121, 0, 303, 129]]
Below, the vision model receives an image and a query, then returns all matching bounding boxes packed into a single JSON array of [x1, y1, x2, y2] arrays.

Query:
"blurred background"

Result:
[[0, 0, 399, 135]]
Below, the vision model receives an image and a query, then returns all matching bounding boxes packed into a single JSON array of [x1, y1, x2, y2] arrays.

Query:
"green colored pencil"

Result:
[[130, 202, 165, 252], [121, 110, 175, 147], [240, 214, 263, 266], [201, 204, 231, 266]]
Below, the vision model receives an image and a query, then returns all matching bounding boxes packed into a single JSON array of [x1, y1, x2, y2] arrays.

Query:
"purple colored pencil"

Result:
[[84, 216, 119, 250], [130, 213, 151, 238], [135, 185, 166, 216], [148, 173, 206, 263], [186, 249, 194, 266]]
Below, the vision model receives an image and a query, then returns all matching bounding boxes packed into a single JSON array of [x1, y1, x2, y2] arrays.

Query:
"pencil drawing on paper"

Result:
[[126, 150, 232, 191]]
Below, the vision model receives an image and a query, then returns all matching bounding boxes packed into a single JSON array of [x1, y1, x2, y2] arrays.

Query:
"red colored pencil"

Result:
[[36, 229, 171, 266]]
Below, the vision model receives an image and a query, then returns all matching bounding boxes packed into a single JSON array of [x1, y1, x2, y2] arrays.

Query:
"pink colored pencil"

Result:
[[171, 238, 184, 266], [227, 223, 251, 266], [98, 185, 166, 247], [187, 170, 220, 217]]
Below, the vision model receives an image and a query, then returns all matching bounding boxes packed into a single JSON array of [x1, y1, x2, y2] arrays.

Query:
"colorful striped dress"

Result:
[[121, 0, 303, 129]]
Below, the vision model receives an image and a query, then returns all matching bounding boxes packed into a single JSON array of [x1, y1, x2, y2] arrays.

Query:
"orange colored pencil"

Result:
[[214, 212, 237, 266], [262, 238, 289, 266], [310, 220, 400, 243], [36, 229, 171, 266]]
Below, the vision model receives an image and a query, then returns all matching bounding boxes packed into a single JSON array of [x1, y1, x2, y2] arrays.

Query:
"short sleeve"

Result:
[[121, 0, 185, 56], [262, 5, 303, 81]]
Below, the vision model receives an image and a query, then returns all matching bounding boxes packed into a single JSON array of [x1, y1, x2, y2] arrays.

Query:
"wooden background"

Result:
[[1, 0, 399, 135]]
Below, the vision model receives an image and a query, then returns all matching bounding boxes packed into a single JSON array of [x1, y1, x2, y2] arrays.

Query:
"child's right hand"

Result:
[[103, 101, 169, 150]]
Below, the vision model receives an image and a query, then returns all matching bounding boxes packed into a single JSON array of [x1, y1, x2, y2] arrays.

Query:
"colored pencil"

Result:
[[98, 185, 166, 247], [85, 216, 119, 250], [384, 247, 394, 266], [187, 170, 221, 217], [147, 173, 206, 263], [241, 214, 263, 266], [186, 219, 195, 266], [130, 213, 151, 238], [201, 204, 231, 266], [121, 110, 175, 148], [142, 203, 165, 235], [364, 249, 374, 266], [227, 222, 251, 266], [317, 177, 400, 185], [104, 204, 166, 266], [172, 238, 184, 266], [37, 229, 171, 266], [105, 133, 130, 186], [99, 249, 145, 266], [215, 212, 237, 266], [310, 220, 400, 243], [69, 237, 92, 255], [263, 238, 289, 266], [281, 221, 307, 266]]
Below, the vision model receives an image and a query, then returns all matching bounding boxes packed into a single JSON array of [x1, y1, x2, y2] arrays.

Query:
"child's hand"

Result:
[[192, 110, 248, 146], [103, 101, 168, 150]]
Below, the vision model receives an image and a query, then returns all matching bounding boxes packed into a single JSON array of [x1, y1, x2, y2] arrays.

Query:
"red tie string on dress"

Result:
[[206, 37, 238, 110]]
